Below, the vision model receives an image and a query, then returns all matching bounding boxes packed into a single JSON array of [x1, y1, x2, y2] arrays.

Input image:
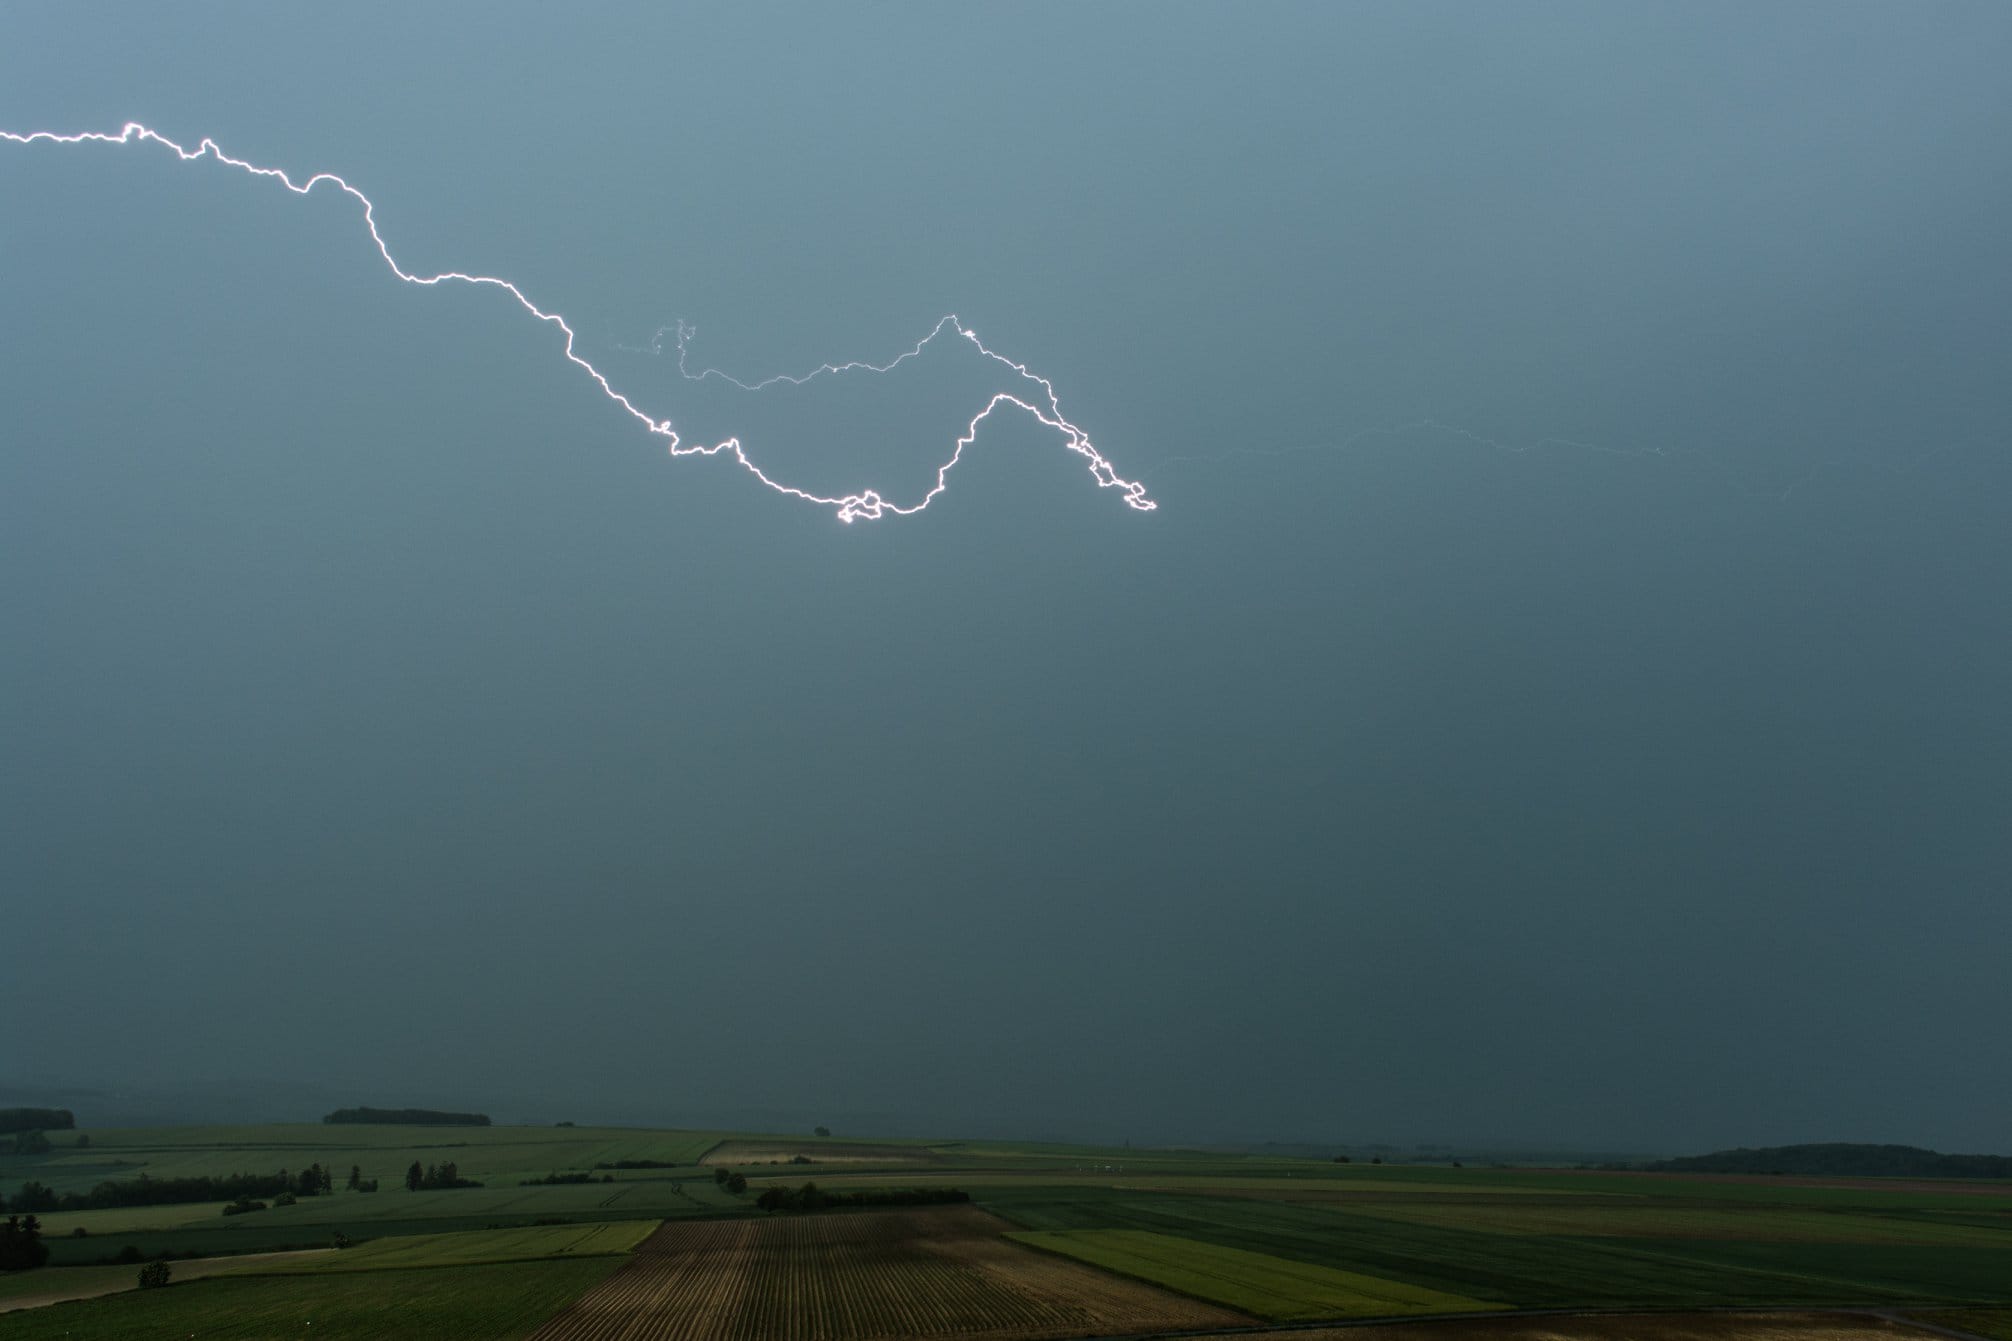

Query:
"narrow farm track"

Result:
[[528, 1207, 1249, 1341]]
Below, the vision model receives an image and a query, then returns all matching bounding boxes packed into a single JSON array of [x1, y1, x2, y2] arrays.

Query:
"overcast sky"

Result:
[[4, 2, 2009, 1153]]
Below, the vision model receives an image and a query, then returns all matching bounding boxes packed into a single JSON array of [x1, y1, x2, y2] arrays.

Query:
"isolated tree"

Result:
[[137, 1260, 171, 1289], [346, 1165, 362, 1192], [814, 1126, 831, 1138], [725, 1172, 747, 1195], [0, 1215, 49, 1271], [405, 1161, 424, 1192], [75, 1134, 90, 1150]]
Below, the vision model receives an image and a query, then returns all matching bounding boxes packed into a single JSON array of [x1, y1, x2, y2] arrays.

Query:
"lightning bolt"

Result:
[[1, 122, 1156, 523]]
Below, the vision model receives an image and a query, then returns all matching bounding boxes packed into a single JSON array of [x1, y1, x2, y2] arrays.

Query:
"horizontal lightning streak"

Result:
[[1, 122, 1155, 523]]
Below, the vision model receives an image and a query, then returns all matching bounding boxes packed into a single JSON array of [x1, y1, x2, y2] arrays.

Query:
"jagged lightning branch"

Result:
[[0, 122, 1155, 523]]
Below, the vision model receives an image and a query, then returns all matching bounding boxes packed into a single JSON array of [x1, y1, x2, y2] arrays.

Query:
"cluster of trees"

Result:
[[713, 1168, 748, 1194], [595, 1159, 678, 1171], [345, 1165, 379, 1193], [0, 1109, 74, 1135], [403, 1161, 480, 1191], [519, 1172, 614, 1186], [0, 1215, 48, 1271], [9, 1132, 51, 1155], [324, 1107, 490, 1126], [753, 1183, 967, 1213]]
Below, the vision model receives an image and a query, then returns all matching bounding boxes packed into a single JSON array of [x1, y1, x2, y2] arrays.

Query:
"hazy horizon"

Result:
[[6, 3, 2010, 1156]]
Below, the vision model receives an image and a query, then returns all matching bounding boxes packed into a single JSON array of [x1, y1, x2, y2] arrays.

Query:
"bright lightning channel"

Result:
[[0, 122, 1155, 524]]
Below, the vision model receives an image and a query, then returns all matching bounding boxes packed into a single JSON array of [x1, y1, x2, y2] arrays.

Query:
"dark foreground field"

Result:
[[3, 1123, 2010, 1339]]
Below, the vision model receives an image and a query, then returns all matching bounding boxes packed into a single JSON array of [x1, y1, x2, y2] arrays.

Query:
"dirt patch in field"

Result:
[[701, 1141, 941, 1167], [528, 1204, 1249, 1341], [1295, 1310, 1950, 1341]]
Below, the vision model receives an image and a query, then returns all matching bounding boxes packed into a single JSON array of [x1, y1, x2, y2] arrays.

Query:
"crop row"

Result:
[[531, 1206, 1233, 1341]]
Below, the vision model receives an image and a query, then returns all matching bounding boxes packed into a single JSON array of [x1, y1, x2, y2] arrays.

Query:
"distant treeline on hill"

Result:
[[1647, 1143, 2012, 1178], [323, 1107, 491, 1126], [0, 1108, 75, 1134]]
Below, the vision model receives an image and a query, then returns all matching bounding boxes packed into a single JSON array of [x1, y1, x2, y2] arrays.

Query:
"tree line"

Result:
[[323, 1107, 491, 1126], [8, 1164, 347, 1214], [753, 1182, 968, 1213], [1646, 1143, 2012, 1178]]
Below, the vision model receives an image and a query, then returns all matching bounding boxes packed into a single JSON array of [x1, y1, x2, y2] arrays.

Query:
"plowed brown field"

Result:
[[527, 1205, 1250, 1341]]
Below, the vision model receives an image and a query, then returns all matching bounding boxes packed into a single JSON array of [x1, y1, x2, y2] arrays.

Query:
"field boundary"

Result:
[[1007, 1230, 1255, 1317]]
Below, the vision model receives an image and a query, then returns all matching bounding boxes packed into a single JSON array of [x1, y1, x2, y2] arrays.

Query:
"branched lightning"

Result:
[[0, 122, 1156, 523]]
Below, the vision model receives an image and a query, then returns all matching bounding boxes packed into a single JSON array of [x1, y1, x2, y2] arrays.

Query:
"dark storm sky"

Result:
[[4, 3, 2009, 1153]]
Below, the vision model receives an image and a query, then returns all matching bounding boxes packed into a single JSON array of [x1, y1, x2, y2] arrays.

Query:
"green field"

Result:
[[0, 1263, 136, 1305], [981, 1183, 2012, 1310], [275, 1219, 657, 1271], [4, 1120, 2011, 1334], [0, 1258, 621, 1340], [1013, 1228, 1504, 1320]]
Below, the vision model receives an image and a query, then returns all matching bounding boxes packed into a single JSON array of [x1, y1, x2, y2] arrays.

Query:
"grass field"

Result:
[[0, 1258, 623, 1340], [1330, 1198, 2012, 1247], [1011, 1228, 1504, 1320], [982, 1185, 2012, 1310], [268, 1220, 659, 1272], [0, 1263, 137, 1306]]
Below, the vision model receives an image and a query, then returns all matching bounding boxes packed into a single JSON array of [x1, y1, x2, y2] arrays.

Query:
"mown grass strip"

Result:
[[257, 1218, 659, 1272], [1011, 1227, 1506, 1321]]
